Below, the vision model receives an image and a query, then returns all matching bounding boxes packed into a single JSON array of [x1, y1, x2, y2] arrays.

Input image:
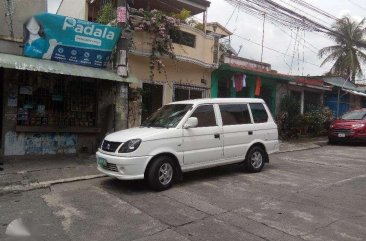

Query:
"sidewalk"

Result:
[[0, 137, 328, 193], [278, 136, 328, 153], [0, 155, 104, 193]]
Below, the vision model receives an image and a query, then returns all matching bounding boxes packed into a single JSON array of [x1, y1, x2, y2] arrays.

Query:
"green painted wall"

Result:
[[210, 65, 288, 114], [211, 70, 219, 98]]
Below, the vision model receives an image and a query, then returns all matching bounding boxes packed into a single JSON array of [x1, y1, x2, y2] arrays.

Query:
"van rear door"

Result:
[[249, 103, 278, 153], [219, 103, 255, 159]]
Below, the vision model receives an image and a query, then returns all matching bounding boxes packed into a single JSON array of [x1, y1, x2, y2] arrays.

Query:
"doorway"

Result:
[[141, 83, 163, 122]]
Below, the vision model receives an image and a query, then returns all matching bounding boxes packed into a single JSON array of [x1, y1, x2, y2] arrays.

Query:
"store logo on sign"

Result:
[[62, 17, 116, 40]]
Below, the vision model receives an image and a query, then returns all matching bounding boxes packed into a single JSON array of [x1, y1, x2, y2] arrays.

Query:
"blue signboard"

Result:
[[23, 13, 121, 68]]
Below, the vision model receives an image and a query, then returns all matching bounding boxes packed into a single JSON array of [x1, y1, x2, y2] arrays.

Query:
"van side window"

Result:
[[219, 104, 251, 125], [191, 105, 217, 127], [250, 103, 269, 123]]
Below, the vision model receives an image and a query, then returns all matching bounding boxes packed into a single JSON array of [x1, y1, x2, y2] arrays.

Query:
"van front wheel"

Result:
[[244, 146, 267, 173], [147, 156, 175, 191]]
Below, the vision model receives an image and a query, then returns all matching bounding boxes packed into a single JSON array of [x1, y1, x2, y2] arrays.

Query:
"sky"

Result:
[[48, 0, 61, 13], [47, 0, 366, 81]]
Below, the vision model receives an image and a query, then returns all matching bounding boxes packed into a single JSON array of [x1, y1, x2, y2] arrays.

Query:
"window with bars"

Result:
[[16, 72, 97, 128], [173, 85, 207, 101]]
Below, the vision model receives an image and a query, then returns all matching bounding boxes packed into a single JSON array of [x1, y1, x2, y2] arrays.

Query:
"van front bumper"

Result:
[[96, 151, 150, 180]]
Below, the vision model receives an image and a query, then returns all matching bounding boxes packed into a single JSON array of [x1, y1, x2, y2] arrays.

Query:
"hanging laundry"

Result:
[[233, 73, 243, 92], [255, 77, 262, 96], [243, 74, 247, 88]]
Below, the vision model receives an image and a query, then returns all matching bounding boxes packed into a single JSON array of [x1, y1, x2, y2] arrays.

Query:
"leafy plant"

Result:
[[304, 107, 334, 136], [129, 8, 181, 80], [96, 3, 116, 25], [277, 95, 334, 139], [319, 16, 366, 82], [187, 18, 204, 31], [276, 95, 302, 139], [171, 9, 191, 21]]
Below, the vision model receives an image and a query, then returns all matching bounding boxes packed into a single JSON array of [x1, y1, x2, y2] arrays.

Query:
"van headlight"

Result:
[[351, 124, 365, 129], [119, 139, 142, 153]]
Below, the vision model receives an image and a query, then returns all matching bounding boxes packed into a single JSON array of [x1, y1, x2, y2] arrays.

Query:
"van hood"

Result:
[[104, 127, 172, 143]]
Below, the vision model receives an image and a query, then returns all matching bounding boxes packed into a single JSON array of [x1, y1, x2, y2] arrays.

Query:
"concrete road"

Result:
[[0, 145, 365, 241]]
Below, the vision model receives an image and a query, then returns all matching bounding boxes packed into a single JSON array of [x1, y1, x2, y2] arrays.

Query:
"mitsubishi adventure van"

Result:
[[97, 98, 279, 191]]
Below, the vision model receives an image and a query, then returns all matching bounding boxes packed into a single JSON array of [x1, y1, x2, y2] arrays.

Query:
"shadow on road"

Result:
[[330, 142, 366, 147], [99, 163, 276, 194]]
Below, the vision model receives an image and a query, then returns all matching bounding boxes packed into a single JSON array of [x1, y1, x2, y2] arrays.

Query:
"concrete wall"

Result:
[[0, 0, 46, 55], [128, 55, 212, 127], [132, 24, 215, 67], [0, 39, 22, 56], [57, 0, 88, 19], [275, 82, 289, 115], [0, 0, 47, 40]]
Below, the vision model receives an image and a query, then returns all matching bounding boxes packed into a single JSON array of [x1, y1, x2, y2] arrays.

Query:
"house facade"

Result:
[[58, 0, 218, 127], [322, 77, 366, 117], [212, 54, 293, 115]]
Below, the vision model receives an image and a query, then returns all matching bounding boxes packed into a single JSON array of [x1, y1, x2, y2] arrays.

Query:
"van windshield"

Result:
[[141, 104, 193, 128], [341, 110, 366, 120]]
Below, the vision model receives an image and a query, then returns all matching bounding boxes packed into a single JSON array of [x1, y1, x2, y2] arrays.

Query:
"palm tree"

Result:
[[319, 16, 366, 82]]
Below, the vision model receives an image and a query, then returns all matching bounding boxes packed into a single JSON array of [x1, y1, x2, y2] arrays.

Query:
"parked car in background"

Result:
[[329, 109, 366, 144], [96, 98, 279, 191]]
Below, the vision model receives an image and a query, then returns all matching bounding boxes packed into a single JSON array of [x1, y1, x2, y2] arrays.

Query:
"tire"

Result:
[[146, 156, 175, 191], [244, 146, 267, 173]]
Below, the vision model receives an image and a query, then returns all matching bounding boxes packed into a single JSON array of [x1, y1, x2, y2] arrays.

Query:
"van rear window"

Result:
[[250, 103, 268, 123]]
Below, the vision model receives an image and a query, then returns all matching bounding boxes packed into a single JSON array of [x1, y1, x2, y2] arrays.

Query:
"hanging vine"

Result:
[[129, 8, 181, 80], [95, 5, 189, 81]]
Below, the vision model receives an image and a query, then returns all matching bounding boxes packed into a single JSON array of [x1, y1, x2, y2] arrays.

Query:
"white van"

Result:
[[96, 98, 278, 190]]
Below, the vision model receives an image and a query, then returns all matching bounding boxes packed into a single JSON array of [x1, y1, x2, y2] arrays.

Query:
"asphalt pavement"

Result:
[[0, 144, 365, 241]]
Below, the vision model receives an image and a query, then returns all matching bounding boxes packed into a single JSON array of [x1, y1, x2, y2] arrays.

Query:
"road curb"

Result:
[[0, 174, 107, 194], [276, 145, 322, 154]]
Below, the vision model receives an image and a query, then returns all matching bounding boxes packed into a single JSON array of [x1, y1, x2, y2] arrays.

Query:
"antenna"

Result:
[[237, 45, 243, 56]]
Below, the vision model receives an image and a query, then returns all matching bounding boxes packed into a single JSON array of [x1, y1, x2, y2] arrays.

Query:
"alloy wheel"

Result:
[[158, 163, 173, 185], [250, 151, 263, 169]]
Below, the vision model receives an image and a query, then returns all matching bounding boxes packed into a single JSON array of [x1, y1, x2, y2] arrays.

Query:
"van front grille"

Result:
[[103, 163, 118, 172], [101, 141, 122, 152]]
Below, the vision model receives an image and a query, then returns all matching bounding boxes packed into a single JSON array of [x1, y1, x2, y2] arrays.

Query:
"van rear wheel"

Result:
[[244, 146, 267, 173], [146, 156, 175, 191]]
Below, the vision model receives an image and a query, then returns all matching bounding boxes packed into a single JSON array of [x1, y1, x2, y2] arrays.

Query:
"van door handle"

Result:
[[248, 131, 253, 135], [214, 133, 220, 139]]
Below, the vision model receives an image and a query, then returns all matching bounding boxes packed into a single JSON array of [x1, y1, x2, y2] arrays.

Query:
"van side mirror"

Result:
[[183, 117, 198, 129]]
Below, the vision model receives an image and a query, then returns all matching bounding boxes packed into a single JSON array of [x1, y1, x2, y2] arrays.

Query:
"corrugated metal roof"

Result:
[[322, 77, 360, 91], [344, 89, 366, 97], [0, 53, 136, 83]]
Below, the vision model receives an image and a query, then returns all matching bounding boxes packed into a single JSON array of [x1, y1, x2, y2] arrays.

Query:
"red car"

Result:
[[329, 109, 366, 143]]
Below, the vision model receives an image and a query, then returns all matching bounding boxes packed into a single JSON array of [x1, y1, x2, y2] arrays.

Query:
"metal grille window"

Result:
[[16, 72, 97, 128], [173, 85, 207, 101]]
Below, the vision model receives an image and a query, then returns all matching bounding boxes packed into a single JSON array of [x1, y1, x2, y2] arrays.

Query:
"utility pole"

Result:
[[116, 0, 129, 78], [260, 13, 266, 62], [115, 0, 130, 130]]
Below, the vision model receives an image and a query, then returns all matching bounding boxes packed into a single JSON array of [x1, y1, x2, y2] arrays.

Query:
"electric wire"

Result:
[[232, 33, 328, 70], [347, 0, 366, 14]]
